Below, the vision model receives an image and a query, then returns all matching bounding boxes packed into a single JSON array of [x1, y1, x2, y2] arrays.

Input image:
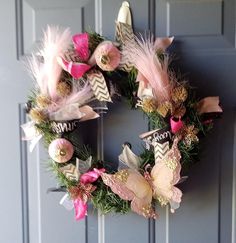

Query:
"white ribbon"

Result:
[[21, 121, 42, 152]]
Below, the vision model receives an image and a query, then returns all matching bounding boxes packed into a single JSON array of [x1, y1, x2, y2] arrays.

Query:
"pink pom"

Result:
[[94, 41, 120, 71], [48, 138, 74, 163]]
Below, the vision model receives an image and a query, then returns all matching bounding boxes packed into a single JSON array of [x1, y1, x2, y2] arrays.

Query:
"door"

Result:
[[0, 0, 235, 243]]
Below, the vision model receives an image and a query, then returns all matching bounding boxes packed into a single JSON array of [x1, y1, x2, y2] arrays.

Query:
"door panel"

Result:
[[1, 0, 235, 243]]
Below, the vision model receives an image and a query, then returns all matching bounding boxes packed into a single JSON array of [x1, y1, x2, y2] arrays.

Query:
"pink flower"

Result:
[[48, 138, 74, 163], [80, 168, 105, 184], [94, 41, 120, 71]]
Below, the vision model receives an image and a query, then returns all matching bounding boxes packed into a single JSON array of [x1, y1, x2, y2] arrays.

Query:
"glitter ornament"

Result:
[[94, 41, 120, 71], [48, 138, 74, 163]]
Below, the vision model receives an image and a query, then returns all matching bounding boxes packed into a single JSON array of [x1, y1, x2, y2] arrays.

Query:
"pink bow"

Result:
[[80, 168, 105, 184], [197, 96, 222, 115], [73, 168, 105, 220], [57, 33, 92, 79]]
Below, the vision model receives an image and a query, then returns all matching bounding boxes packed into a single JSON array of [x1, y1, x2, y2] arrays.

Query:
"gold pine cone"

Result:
[[142, 98, 157, 113], [29, 108, 47, 123], [36, 95, 51, 109], [156, 101, 172, 117], [56, 81, 72, 97], [172, 86, 188, 103]]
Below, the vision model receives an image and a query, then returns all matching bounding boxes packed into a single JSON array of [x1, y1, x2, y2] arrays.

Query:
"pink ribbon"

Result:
[[73, 198, 88, 220], [80, 168, 105, 184], [197, 96, 222, 115], [57, 57, 91, 79], [170, 117, 183, 134]]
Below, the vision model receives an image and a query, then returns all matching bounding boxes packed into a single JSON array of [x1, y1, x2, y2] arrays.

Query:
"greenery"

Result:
[[92, 179, 131, 214]]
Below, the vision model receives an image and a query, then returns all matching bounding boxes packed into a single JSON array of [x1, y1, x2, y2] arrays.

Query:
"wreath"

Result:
[[21, 1, 222, 220]]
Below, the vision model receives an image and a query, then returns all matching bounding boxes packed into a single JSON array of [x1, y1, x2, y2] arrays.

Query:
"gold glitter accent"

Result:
[[157, 196, 168, 206], [100, 55, 110, 65], [142, 98, 157, 113], [58, 149, 66, 157], [56, 81, 72, 97], [156, 101, 172, 117], [183, 125, 199, 147], [36, 95, 51, 109], [172, 86, 188, 103], [29, 108, 47, 123], [114, 170, 129, 183], [69, 183, 96, 201], [142, 205, 152, 217], [165, 158, 178, 170]]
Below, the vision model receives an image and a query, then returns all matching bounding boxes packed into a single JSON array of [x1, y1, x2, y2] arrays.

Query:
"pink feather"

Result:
[[26, 54, 47, 95], [47, 82, 94, 114], [39, 26, 71, 100], [123, 35, 171, 103]]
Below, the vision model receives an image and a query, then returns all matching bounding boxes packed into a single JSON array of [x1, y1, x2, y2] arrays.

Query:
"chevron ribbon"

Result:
[[116, 22, 135, 72], [87, 71, 111, 102], [115, 22, 134, 45], [153, 141, 170, 163], [59, 163, 79, 181]]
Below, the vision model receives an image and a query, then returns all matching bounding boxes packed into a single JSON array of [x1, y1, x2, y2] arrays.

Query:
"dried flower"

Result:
[[156, 101, 172, 117], [56, 81, 72, 97], [172, 105, 186, 117], [36, 95, 51, 109], [142, 98, 157, 113], [48, 138, 74, 163], [94, 41, 120, 71], [29, 108, 47, 123], [172, 86, 188, 103]]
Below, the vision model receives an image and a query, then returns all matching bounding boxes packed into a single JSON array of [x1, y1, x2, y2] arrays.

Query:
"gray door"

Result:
[[1, 0, 235, 243]]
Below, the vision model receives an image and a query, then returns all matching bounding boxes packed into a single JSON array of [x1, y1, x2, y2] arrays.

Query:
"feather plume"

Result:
[[26, 54, 47, 95], [39, 26, 71, 100], [64, 82, 94, 106], [123, 35, 171, 103], [47, 81, 94, 114]]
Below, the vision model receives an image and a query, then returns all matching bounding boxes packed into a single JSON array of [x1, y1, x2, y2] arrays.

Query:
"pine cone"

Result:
[[172, 86, 188, 103]]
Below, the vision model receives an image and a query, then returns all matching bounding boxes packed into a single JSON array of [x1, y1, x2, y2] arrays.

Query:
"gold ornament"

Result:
[[142, 98, 157, 113], [56, 81, 72, 97], [172, 86, 188, 103], [29, 108, 47, 123], [156, 101, 172, 117], [36, 95, 51, 109]]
